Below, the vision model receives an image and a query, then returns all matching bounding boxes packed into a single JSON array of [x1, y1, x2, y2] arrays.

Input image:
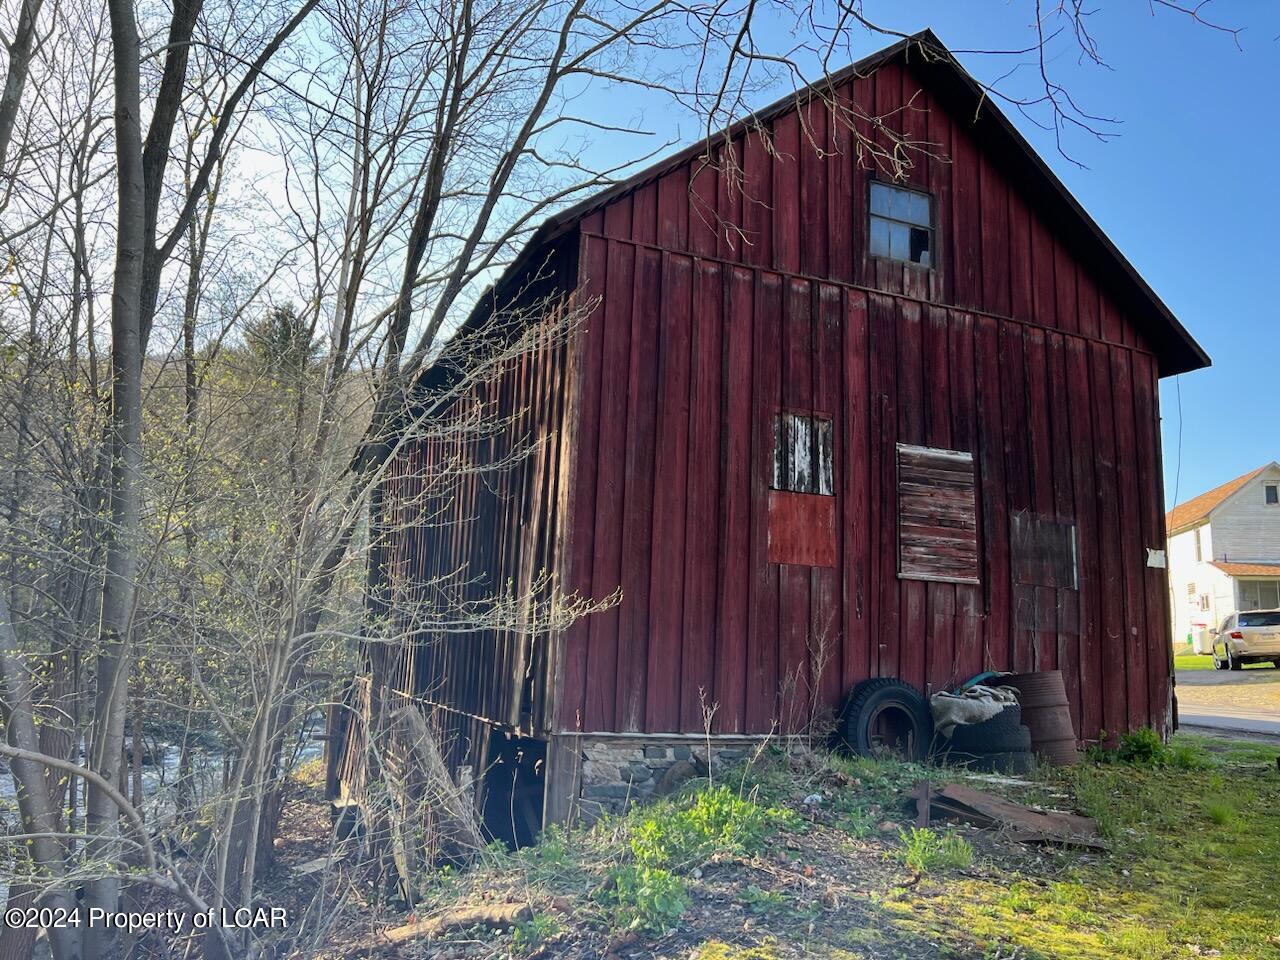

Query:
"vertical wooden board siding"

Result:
[[680, 260, 723, 729], [979, 153, 1011, 317], [778, 276, 814, 725], [584, 241, 634, 731], [974, 316, 1010, 672], [747, 271, 783, 730], [948, 312, 984, 680], [873, 63, 905, 296], [950, 117, 982, 309], [826, 93, 854, 285], [616, 246, 662, 731], [923, 305, 956, 693], [1028, 216, 1057, 331], [1088, 340, 1126, 742], [814, 283, 844, 710], [842, 289, 872, 690], [900, 78, 929, 303], [647, 253, 694, 731], [715, 266, 755, 731], [631, 181, 658, 245], [1053, 242, 1079, 337], [1045, 332, 1082, 725], [558, 239, 601, 727], [924, 89, 954, 304], [717, 136, 746, 262], [1110, 347, 1149, 732], [1065, 337, 1103, 740], [602, 191, 632, 239], [1023, 327, 1058, 671], [657, 163, 689, 251], [1007, 188, 1033, 320], [801, 100, 830, 278], [869, 292, 900, 678], [997, 322, 1030, 672], [1131, 351, 1169, 732], [1075, 270, 1100, 341], [850, 73, 875, 287], [689, 157, 719, 257], [773, 110, 802, 275], [742, 128, 774, 268]]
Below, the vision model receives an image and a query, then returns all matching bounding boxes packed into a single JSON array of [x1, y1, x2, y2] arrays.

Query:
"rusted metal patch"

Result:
[[767, 490, 837, 567]]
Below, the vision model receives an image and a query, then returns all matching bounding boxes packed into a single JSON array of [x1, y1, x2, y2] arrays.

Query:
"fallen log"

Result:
[[382, 903, 532, 944]]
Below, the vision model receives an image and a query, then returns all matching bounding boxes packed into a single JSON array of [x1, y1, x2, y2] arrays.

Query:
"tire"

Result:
[[1212, 649, 1228, 671], [1229, 650, 1244, 671], [947, 750, 1036, 775], [840, 678, 933, 762], [948, 717, 1033, 755]]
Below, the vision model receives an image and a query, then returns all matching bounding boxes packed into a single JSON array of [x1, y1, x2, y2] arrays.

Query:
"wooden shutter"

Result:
[[897, 443, 979, 584]]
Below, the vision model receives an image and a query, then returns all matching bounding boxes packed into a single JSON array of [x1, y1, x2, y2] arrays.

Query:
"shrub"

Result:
[[896, 827, 974, 873], [1115, 728, 1166, 765], [602, 863, 689, 933], [628, 784, 792, 870]]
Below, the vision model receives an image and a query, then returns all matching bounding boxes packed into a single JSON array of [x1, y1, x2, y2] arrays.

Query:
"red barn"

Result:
[[331, 31, 1208, 840]]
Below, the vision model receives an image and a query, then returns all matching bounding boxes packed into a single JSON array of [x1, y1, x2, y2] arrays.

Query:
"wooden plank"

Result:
[[689, 156, 719, 257], [715, 266, 754, 732], [1065, 335, 1103, 742], [602, 192, 633, 240], [1008, 188, 1033, 321], [974, 315, 1010, 673], [827, 89, 855, 284], [801, 99, 829, 278], [584, 242, 634, 731], [680, 259, 723, 730], [1045, 331, 1082, 728], [657, 162, 689, 250], [717, 136, 746, 263], [1089, 339, 1126, 743], [897, 299, 926, 689], [1134, 351, 1173, 734], [1111, 346, 1149, 733], [777, 276, 813, 727], [1054, 241, 1078, 336], [1023, 327, 1058, 672], [842, 289, 872, 691], [741, 127, 774, 268], [924, 88, 954, 303], [773, 109, 802, 275], [615, 246, 662, 732], [979, 152, 1011, 317], [873, 62, 905, 296], [746, 271, 783, 731], [1029, 215, 1057, 330], [646, 252, 693, 732], [949, 116, 982, 308], [631, 181, 658, 245], [814, 283, 844, 713]]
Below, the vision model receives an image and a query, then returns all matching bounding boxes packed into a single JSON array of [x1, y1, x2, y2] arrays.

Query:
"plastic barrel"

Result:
[[997, 670, 1079, 766]]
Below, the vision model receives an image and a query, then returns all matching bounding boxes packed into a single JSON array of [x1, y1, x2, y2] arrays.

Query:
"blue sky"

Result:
[[574, 1, 1278, 509]]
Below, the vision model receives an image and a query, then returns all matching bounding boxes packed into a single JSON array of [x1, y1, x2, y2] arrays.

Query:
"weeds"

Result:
[[895, 827, 974, 873], [600, 863, 689, 933]]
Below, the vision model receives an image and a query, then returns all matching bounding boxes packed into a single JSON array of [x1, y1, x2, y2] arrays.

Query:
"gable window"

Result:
[[869, 181, 932, 266], [773, 412, 833, 496], [897, 444, 979, 583], [1265, 483, 1278, 506]]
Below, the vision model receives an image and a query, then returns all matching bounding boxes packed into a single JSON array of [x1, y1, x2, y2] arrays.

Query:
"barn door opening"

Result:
[[480, 728, 546, 848]]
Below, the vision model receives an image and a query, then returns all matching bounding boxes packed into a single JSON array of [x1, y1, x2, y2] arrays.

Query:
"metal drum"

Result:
[[998, 671, 1079, 766]]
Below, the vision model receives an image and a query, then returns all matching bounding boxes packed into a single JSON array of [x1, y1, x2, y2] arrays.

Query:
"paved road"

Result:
[[1176, 666, 1280, 739]]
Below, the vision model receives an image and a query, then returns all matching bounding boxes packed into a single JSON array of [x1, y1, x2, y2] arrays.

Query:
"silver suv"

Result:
[[1211, 610, 1280, 670]]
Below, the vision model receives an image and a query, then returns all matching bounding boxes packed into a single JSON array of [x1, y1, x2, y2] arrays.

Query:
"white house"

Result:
[[1166, 462, 1280, 651]]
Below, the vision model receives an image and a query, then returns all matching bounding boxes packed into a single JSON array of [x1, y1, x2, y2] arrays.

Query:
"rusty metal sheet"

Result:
[[767, 489, 836, 567]]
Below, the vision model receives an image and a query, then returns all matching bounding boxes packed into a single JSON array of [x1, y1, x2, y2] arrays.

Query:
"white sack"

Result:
[[931, 684, 1020, 739]]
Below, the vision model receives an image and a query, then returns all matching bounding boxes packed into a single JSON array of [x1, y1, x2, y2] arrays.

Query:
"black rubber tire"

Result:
[[840, 678, 933, 761], [1212, 650, 1228, 671], [948, 717, 1033, 755], [946, 750, 1036, 775], [1229, 651, 1244, 671]]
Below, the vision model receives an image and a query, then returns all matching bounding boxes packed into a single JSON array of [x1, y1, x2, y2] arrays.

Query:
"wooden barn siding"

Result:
[[555, 234, 1169, 741], [373, 247, 579, 740], [557, 59, 1172, 740]]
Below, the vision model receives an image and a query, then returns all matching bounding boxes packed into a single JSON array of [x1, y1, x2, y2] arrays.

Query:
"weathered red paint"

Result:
[[355, 34, 1207, 765]]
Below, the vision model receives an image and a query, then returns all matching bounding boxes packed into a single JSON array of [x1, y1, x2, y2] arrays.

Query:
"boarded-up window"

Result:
[[897, 443, 979, 584], [1010, 512, 1078, 589], [773, 413, 833, 496]]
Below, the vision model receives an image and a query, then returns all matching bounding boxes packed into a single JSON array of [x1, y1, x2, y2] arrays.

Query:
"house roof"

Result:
[[1166, 464, 1278, 534], [473, 29, 1208, 378], [1211, 561, 1280, 578]]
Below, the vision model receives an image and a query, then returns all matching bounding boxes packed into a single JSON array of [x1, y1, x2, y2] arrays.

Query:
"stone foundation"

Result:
[[573, 735, 773, 819]]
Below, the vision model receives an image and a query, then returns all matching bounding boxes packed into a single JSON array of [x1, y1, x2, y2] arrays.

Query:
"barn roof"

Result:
[[1166, 464, 1277, 534], [471, 28, 1209, 378]]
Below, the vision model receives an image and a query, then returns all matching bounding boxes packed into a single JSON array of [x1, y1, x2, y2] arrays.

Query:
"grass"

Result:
[[895, 826, 974, 873], [1174, 652, 1277, 671]]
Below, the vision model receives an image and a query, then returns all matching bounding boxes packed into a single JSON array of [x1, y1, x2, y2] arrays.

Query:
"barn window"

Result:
[[773, 413, 833, 496], [1011, 512, 1078, 590], [896, 444, 979, 583], [869, 181, 932, 266], [1265, 483, 1278, 505]]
